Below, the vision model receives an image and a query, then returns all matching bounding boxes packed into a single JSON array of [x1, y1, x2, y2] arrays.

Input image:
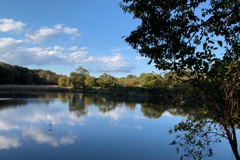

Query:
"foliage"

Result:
[[139, 73, 163, 89], [96, 73, 117, 88], [69, 66, 89, 89], [120, 0, 240, 73], [85, 76, 97, 88], [38, 70, 61, 85], [0, 62, 60, 85], [120, 0, 240, 159], [169, 116, 223, 160], [117, 74, 139, 87], [141, 103, 164, 118], [58, 76, 71, 87]]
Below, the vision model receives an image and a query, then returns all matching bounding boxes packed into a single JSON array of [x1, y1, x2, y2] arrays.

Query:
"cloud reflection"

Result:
[[23, 127, 77, 147], [0, 96, 149, 150], [0, 135, 21, 150]]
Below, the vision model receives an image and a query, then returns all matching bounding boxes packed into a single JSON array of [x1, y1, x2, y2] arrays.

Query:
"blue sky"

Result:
[[0, 0, 160, 77]]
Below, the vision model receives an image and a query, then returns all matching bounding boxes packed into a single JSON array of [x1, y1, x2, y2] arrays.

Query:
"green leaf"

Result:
[[208, 40, 214, 44], [148, 60, 152, 65], [203, 42, 207, 50], [217, 41, 223, 47]]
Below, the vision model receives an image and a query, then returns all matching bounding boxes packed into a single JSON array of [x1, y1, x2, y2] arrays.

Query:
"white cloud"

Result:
[[63, 27, 80, 36], [0, 18, 136, 74], [26, 24, 80, 43], [98, 54, 136, 73], [85, 54, 136, 73], [26, 27, 60, 43], [0, 38, 24, 50], [53, 24, 80, 36], [0, 45, 89, 66], [0, 18, 25, 33], [0, 42, 136, 73], [69, 46, 79, 51]]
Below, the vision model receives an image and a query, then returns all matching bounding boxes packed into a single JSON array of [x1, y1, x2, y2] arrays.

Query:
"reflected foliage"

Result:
[[0, 92, 239, 159], [141, 103, 165, 119], [120, 0, 240, 159], [69, 94, 87, 117], [169, 103, 240, 160], [0, 92, 174, 121]]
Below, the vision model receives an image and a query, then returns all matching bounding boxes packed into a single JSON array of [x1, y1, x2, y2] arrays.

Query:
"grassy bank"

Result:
[[0, 85, 71, 92]]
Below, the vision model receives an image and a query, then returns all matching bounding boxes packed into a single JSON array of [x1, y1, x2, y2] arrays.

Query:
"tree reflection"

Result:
[[124, 102, 136, 110], [0, 99, 27, 110], [97, 99, 118, 113], [69, 94, 87, 117], [1, 92, 239, 158], [141, 103, 165, 119], [169, 105, 240, 160]]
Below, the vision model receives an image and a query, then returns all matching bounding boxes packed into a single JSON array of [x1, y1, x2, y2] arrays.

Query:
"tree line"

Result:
[[0, 62, 186, 90], [0, 62, 61, 85], [58, 66, 188, 90]]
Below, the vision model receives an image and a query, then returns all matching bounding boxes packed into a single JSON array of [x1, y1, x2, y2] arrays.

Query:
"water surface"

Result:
[[0, 92, 238, 159]]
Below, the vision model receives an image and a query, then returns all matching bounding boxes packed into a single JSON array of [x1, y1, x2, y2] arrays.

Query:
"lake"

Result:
[[0, 92, 238, 160]]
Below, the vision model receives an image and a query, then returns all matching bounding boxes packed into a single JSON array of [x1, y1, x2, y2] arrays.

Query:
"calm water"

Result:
[[0, 92, 238, 160]]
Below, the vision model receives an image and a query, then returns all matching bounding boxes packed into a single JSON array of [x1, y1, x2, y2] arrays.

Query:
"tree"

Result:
[[96, 73, 117, 88], [120, 0, 239, 73], [58, 76, 71, 87], [126, 74, 139, 86], [70, 66, 89, 89], [139, 73, 162, 89], [121, 0, 240, 159], [38, 70, 60, 85], [85, 76, 96, 88]]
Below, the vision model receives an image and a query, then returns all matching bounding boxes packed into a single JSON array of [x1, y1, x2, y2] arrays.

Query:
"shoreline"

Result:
[[0, 84, 72, 92]]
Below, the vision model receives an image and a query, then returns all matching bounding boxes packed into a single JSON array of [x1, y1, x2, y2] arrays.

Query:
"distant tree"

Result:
[[58, 76, 71, 87], [96, 73, 117, 88], [117, 77, 127, 86], [85, 76, 96, 88], [38, 70, 60, 85], [139, 73, 162, 89], [70, 66, 89, 89], [126, 74, 139, 87]]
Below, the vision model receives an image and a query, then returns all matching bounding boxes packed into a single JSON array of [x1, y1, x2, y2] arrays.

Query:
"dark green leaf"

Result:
[[217, 41, 223, 47]]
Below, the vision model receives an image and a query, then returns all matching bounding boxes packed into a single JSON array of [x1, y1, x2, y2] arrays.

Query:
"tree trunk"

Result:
[[225, 125, 240, 160]]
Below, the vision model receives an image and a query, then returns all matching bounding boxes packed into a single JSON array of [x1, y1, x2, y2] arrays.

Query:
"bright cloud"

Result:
[[54, 24, 80, 36], [26, 27, 60, 43], [0, 18, 25, 32], [0, 38, 24, 49], [86, 54, 136, 73], [26, 24, 80, 43], [63, 27, 80, 36]]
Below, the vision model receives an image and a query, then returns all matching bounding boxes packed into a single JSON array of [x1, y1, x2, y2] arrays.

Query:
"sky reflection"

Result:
[[0, 96, 163, 151], [0, 93, 237, 160]]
